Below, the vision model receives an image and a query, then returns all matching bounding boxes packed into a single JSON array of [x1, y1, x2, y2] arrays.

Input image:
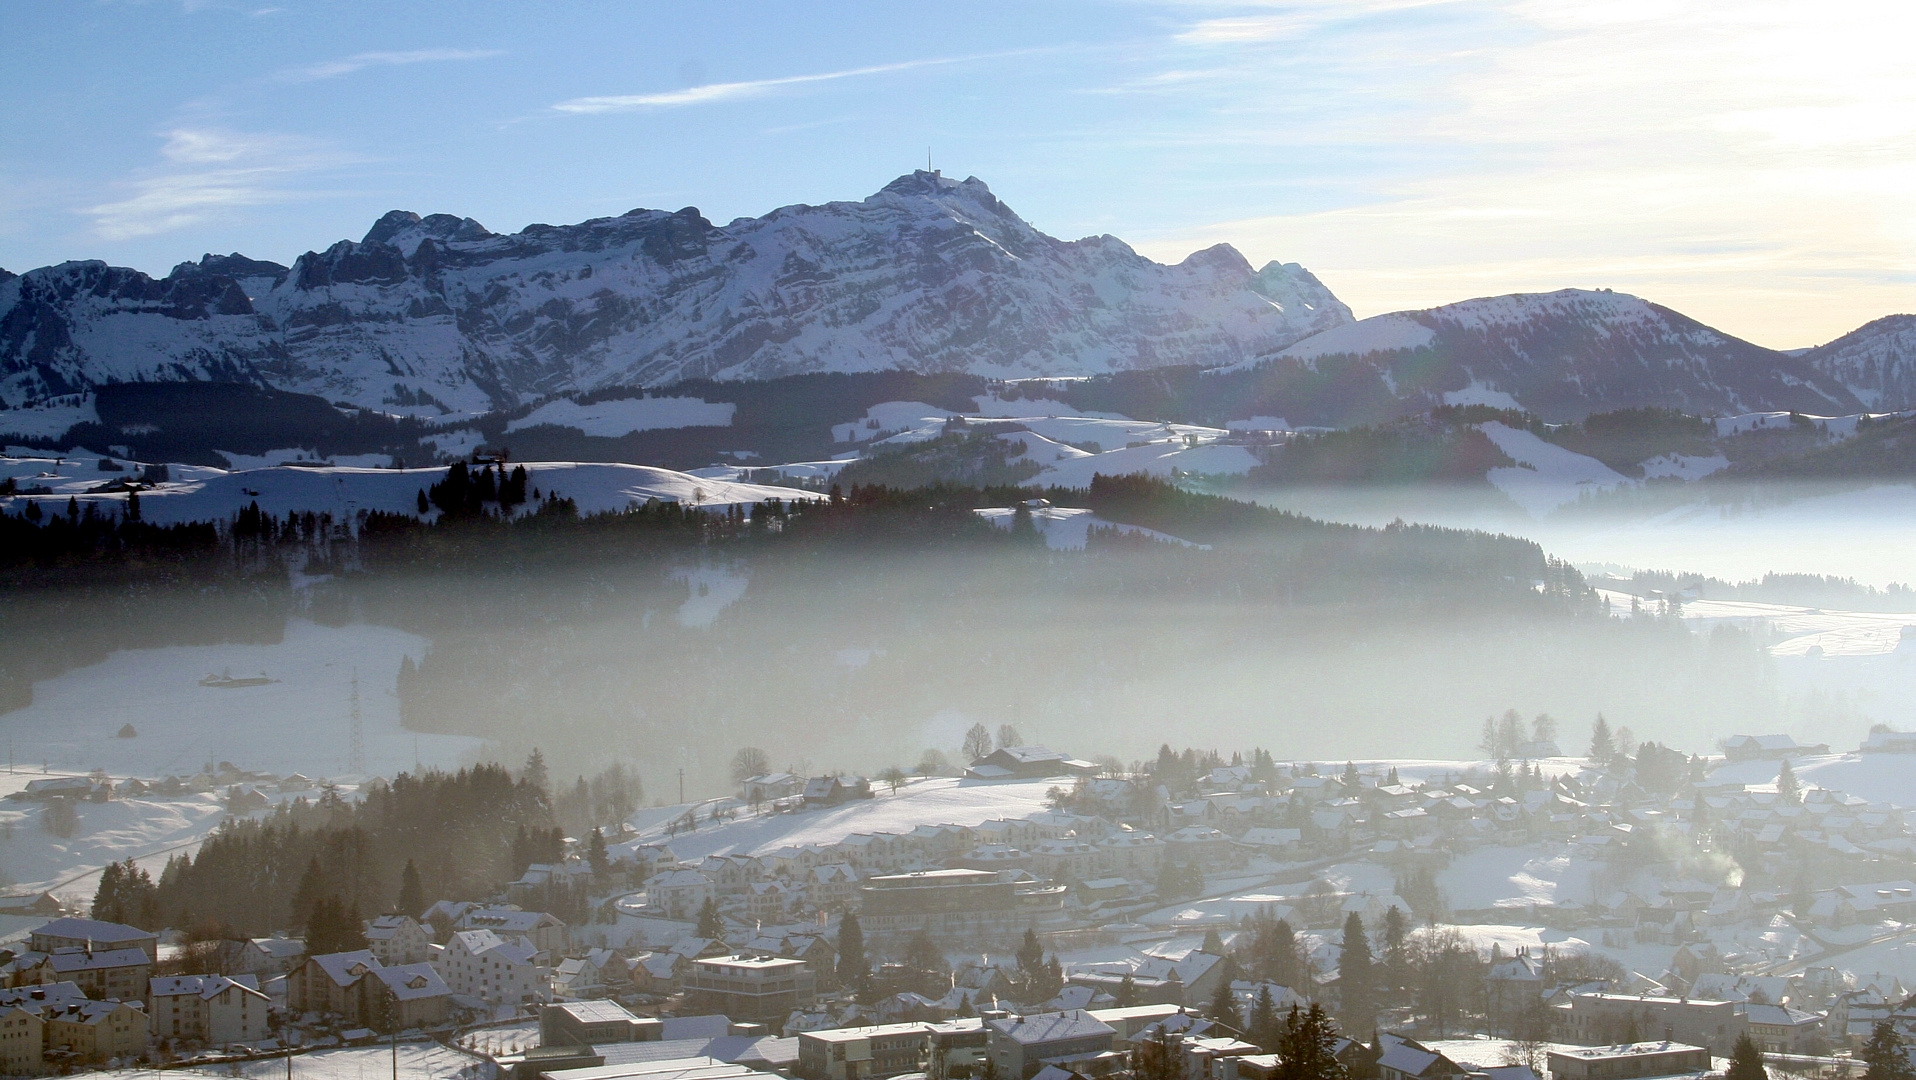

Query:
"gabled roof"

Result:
[[31, 917, 155, 944], [987, 1010, 1115, 1045], [44, 946, 149, 972], [372, 962, 451, 1000], [310, 950, 380, 987]]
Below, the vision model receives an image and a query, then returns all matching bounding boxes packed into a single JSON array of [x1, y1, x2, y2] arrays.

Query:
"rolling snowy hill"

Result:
[[1227, 289, 1862, 421], [1801, 314, 1916, 410], [0, 171, 1350, 413]]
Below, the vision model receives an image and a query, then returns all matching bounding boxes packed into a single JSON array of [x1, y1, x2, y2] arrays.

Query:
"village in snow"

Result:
[[4, 718, 1916, 1080]]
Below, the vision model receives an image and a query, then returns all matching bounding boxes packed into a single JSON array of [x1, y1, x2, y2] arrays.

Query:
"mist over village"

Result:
[[4, 4, 1916, 1080]]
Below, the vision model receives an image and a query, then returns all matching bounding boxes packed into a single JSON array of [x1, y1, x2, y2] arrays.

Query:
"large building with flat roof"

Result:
[[683, 955, 816, 1024], [857, 869, 1020, 944], [1547, 1042, 1710, 1080]]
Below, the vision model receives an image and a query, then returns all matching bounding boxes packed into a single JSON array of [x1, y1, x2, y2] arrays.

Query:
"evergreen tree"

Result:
[[1381, 905, 1410, 1001], [1726, 1034, 1767, 1080], [1116, 973, 1140, 1007], [696, 897, 724, 939], [1589, 715, 1614, 764], [290, 857, 326, 930], [1863, 1020, 1910, 1080], [1338, 912, 1374, 1029], [1776, 760, 1800, 804], [1016, 928, 1046, 996], [1210, 975, 1243, 1030], [397, 859, 425, 918], [522, 748, 549, 793], [837, 912, 868, 991], [1275, 1004, 1347, 1080], [92, 861, 125, 923], [587, 828, 611, 879], [1249, 984, 1280, 1051]]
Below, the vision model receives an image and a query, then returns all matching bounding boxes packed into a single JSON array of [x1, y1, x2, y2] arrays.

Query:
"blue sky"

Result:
[[2, 0, 1911, 347]]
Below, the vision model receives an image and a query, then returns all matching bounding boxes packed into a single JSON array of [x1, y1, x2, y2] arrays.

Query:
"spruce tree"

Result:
[[1249, 984, 1280, 1051], [1726, 1034, 1767, 1080], [1276, 1004, 1347, 1080], [1589, 715, 1614, 764], [92, 862, 125, 923], [696, 897, 724, 939], [1116, 973, 1139, 1007], [1210, 976, 1243, 1031], [397, 859, 425, 918], [1381, 905, 1409, 1002], [1338, 912, 1374, 1029], [1776, 760, 1800, 804], [837, 912, 868, 991], [588, 828, 611, 879], [1863, 1020, 1909, 1080]]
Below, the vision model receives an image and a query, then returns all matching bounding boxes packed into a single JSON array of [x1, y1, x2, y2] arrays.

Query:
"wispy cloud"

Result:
[[553, 54, 997, 115], [1129, 0, 1916, 345], [86, 128, 357, 240], [277, 47, 502, 83]]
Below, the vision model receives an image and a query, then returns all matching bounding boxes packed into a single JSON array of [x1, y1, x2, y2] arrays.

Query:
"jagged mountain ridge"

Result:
[[1236, 288, 1864, 421], [1800, 314, 1916, 410], [0, 172, 1351, 413]]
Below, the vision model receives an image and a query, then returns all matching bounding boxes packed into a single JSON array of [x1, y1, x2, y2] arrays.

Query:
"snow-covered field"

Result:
[[1709, 754, 1916, 809], [0, 618, 479, 779], [1634, 592, 1916, 658], [623, 776, 1064, 862], [1480, 422, 1629, 516], [0, 457, 822, 525], [507, 396, 735, 437], [1438, 844, 1604, 911], [0, 792, 228, 896]]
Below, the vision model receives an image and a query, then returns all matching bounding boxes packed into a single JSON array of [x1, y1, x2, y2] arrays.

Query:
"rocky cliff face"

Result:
[[0, 172, 1351, 413]]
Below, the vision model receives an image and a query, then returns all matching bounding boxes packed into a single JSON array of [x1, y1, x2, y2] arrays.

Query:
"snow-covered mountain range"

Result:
[[0, 171, 1350, 414], [1231, 289, 1867, 421]]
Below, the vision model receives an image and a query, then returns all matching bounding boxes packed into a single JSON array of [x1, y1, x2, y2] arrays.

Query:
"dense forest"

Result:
[[86, 755, 641, 941]]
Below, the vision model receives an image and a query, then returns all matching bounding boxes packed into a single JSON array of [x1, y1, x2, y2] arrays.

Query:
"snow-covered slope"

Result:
[[0, 458, 821, 524], [1234, 289, 1860, 421], [0, 172, 1351, 412], [1801, 314, 1916, 409]]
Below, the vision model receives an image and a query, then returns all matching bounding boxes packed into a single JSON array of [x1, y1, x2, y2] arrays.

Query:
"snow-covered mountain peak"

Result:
[[0, 173, 1352, 409], [361, 210, 496, 255]]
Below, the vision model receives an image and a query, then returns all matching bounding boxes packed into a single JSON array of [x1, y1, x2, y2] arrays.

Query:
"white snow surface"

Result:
[[832, 402, 958, 443], [218, 449, 394, 470], [1, 173, 1352, 410], [0, 618, 478, 780], [623, 776, 1065, 862], [0, 398, 98, 439], [1478, 421, 1629, 515], [507, 395, 735, 437], [1609, 590, 1916, 657], [1708, 754, 1916, 810], [1443, 381, 1525, 411], [973, 506, 1206, 551], [0, 459, 822, 524], [971, 395, 1130, 420], [1638, 453, 1730, 481], [1438, 843, 1604, 910], [0, 792, 230, 895], [1272, 313, 1436, 364]]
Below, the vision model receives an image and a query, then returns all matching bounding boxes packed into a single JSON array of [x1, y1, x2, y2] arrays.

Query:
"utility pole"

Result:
[[347, 670, 365, 775], [678, 768, 685, 805]]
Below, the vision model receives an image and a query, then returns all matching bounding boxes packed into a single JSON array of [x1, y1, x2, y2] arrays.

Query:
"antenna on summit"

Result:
[[928, 147, 937, 176]]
